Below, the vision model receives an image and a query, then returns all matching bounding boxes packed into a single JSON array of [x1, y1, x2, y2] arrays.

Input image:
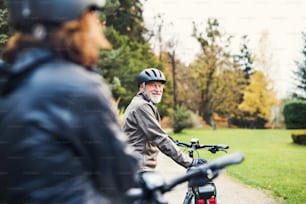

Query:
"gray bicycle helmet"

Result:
[[7, 0, 106, 31], [137, 68, 166, 85]]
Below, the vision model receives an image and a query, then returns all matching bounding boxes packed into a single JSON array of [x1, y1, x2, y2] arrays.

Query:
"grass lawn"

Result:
[[169, 128, 306, 204]]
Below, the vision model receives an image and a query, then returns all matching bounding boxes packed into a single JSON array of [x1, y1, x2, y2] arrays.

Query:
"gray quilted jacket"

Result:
[[122, 93, 192, 172]]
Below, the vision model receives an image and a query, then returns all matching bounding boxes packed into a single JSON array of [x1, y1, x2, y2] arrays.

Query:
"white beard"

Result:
[[141, 84, 163, 104], [149, 94, 162, 104], [143, 91, 162, 104]]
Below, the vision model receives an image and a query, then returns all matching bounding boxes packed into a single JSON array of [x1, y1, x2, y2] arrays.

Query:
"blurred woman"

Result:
[[0, 0, 138, 203]]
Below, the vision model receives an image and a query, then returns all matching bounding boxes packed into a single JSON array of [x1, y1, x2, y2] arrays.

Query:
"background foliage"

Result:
[[173, 104, 193, 133], [0, 0, 10, 54], [292, 32, 306, 100], [283, 101, 306, 129], [0, 0, 305, 128]]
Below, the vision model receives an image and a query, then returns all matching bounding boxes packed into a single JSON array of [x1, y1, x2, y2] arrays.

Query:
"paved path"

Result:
[[156, 153, 278, 204]]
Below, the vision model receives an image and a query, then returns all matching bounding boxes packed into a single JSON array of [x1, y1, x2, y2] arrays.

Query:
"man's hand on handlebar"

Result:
[[191, 158, 207, 167]]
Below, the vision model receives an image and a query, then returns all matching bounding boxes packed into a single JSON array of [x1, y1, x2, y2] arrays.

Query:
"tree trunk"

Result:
[[169, 51, 177, 109]]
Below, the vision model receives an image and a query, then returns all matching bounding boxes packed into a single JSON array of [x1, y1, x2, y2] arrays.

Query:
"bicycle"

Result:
[[174, 138, 229, 204], [126, 151, 244, 204]]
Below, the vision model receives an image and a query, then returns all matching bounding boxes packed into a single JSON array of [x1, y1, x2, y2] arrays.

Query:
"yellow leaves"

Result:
[[238, 71, 279, 120]]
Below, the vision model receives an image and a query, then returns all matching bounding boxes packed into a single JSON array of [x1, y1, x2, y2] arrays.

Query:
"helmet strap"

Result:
[[140, 92, 151, 103], [139, 83, 152, 103]]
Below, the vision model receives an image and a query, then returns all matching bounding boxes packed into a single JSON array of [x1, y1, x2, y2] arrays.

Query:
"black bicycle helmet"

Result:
[[137, 68, 166, 85], [7, 0, 106, 31]]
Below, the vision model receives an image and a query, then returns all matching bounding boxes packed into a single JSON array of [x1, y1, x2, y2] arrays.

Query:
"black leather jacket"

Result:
[[0, 47, 138, 203]]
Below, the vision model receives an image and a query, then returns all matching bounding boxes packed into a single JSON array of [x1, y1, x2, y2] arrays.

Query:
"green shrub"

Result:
[[173, 104, 193, 133], [283, 101, 306, 129], [291, 130, 306, 145]]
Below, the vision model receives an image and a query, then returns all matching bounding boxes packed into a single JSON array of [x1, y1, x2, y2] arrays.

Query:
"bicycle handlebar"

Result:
[[126, 152, 244, 204], [163, 152, 243, 191], [173, 138, 229, 154], [176, 141, 229, 149]]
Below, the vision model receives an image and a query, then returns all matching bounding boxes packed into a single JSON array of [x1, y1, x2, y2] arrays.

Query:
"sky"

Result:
[[142, 0, 306, 99]]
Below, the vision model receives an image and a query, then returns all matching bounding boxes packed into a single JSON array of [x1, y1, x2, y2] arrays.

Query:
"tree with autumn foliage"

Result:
[[188, 18, 244, 128], [189, 19, 223, 128], [212, 67, 247, 127], [238, 71, 279, 128]]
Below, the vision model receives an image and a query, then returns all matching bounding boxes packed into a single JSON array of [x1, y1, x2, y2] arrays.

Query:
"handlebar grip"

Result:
[[207, 152, 244, 170], [176, 142, 191, 148]]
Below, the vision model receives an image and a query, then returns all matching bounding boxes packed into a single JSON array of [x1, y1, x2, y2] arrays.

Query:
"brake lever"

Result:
[[209, 147, 228, 154], [221, 149, 228, 153], [208, 147, 217, 154]]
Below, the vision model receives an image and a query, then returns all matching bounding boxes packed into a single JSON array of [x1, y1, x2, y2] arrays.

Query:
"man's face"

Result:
[[143, 81, 164, 104]]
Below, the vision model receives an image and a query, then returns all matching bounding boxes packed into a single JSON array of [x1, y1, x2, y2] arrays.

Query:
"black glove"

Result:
[[188, 158, 210, 187], [191, 158, 207, 167]]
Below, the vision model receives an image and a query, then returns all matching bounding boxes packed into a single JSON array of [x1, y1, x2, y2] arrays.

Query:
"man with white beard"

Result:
[[122, 68, 205, 173]]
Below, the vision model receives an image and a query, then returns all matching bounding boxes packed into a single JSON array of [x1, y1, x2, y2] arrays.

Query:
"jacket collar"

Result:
[[8, 47, 54, 75], [0, 47, 55, 95]]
